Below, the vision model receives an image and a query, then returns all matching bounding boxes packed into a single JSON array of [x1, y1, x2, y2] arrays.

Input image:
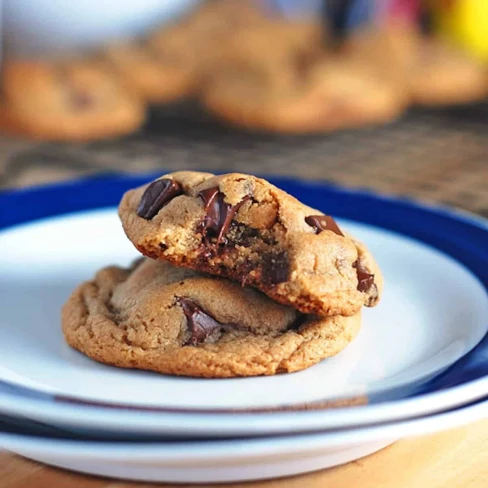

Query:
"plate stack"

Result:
[[0, 173, 487, 483]]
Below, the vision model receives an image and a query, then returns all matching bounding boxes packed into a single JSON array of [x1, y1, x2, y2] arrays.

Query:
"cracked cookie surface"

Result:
[[119, 171, 383, 317], [62, 259, 361, 378]]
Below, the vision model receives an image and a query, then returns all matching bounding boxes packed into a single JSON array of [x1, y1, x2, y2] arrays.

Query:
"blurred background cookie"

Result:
[[201, 1, 407, 133], [201, 46, 406, 133], [103, 30, 195, 104], [406, 33, 488, 106], [0, 59, 146, 141], [0, 0, 487, 141]]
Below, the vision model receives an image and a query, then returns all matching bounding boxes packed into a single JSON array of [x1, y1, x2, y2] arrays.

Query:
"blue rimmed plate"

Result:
[[0, 173, 487, 437]]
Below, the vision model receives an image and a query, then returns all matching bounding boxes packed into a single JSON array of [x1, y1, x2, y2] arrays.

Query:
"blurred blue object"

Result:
[[263, 0, 324, 18], [326, 0, 375, 39]]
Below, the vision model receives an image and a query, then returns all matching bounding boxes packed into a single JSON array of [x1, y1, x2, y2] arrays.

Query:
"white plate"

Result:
[[1, 399, 486, 483], [0, 174, 487, 438], [0, 209, 486, 410]]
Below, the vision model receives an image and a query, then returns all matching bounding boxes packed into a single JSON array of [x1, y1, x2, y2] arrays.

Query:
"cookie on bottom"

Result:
[[62, 259, 361, 378], [1, 60, 146, 141]]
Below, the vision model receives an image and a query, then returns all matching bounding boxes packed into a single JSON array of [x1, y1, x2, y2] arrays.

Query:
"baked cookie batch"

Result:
[[62, 171, 383, 377], [2, 0, 487, 141]]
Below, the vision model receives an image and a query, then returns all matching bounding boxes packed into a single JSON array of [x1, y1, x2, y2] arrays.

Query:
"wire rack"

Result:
[[0, 102, 487, 216]]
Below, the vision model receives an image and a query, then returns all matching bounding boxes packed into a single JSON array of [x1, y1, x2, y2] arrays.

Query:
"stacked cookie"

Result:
[[62, 171, 383, 377], [1, 0, 487, 141]]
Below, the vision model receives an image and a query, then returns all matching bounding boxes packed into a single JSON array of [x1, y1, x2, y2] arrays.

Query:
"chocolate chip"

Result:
[[199, 187, 220, 233], [261, 252, 290, 285], [354, 261, 375, 293], [178, 298, 222, 345], [199, 186, 250, 245], [137, 178, 183, 220], [305, 215, 344, 236]]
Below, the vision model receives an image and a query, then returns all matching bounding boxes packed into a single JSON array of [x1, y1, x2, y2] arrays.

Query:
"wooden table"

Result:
[[0, 104, 487, 486]]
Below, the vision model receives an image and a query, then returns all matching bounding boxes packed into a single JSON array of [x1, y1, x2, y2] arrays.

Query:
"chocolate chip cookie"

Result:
[[102, 37, 194, 103], [119, 171, 382, 317], [200, 23, 405, 134], [406, 36, 488, 106], [144, 0, 280, 98], [62, 258, 361, 377], [0, 59, 146, 141], [371, 24, 488, 106]]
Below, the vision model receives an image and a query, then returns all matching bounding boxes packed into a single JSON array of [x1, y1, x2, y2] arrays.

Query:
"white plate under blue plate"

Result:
[[1, 399, 487, 483], [0, 173, 487, 437]]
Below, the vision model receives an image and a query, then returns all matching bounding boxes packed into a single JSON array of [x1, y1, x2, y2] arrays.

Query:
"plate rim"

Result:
[[2, 171, 488, 232], [1, 398, 487, 458]]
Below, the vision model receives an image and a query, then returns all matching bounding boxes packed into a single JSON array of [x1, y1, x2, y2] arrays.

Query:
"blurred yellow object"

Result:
[[433, 0, 488, 61]]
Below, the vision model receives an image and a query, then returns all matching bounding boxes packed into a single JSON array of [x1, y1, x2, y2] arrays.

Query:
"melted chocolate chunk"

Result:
[[137, 178, 183, 220], [261, 252, 290, 285], [179, 298, 222, 346], [354, 262, 375, 293], [199, 187, 220, 234], [305, 215, 343, 236], [199, 186, 250, 245]]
